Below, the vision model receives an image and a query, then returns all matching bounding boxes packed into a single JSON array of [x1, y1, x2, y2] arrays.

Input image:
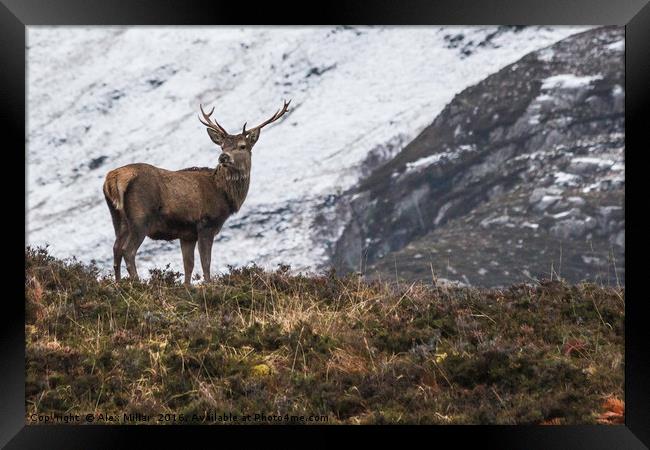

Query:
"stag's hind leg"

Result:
[[112, 224, 128, 282], [107, 204, 128, 282], [180, 239, 197, 286], [122, 227, 146, 281]]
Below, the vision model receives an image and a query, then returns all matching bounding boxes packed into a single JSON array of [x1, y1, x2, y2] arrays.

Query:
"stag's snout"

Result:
[[219, 153, 233, 165]]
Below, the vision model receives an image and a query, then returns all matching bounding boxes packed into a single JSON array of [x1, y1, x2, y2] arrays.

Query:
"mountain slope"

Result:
[[26, 26, 589, 278], [331, 26, 624, 286]]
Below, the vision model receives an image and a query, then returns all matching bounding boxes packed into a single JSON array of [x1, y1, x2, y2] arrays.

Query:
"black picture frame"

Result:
[[4, 0, 647, 448]]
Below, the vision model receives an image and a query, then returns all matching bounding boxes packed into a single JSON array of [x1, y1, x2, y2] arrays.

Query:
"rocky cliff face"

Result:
[[330, 26, 624, 287]]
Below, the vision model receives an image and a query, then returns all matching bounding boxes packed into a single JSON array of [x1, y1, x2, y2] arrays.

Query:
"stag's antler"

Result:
[[199, 104, 229, 135], [244, 100, 291, 135]]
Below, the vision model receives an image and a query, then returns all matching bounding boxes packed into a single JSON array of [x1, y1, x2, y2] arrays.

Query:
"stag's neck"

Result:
[[213, 165, 251, 213]]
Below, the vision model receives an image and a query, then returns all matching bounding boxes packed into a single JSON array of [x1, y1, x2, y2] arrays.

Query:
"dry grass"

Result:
[[25, 246, 624, 424]]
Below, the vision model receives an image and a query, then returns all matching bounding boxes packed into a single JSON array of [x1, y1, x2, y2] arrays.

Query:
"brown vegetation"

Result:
[[25, 247, 624, 424]]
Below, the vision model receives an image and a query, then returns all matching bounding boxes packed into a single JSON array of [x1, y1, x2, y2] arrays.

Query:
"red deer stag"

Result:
[[102, 100, 291, 285]]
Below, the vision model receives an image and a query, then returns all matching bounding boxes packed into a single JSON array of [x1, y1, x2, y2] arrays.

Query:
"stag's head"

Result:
[[198, 100, 291, 172]]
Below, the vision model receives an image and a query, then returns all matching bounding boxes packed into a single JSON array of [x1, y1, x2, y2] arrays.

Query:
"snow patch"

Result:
[[405, 144, 476, 172], [480, 215, 511, 229], [606, 40, 624, 52], [528, 115, 541, 125], [536, 48, 555, 62], [554, 171, 581, 186], [541, 73, 603, 90], [552, 210, 575, 220], [406, 153, 451, 171], [570, 157, 615, 168]]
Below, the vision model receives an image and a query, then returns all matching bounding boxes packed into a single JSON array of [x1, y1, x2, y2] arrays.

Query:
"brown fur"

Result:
[[103, 101, 289, 285], [103, 167, 137, 210]]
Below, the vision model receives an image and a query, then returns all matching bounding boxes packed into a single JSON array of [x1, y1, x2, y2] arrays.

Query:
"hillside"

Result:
[[26, 247, 624, 424], [26, 26, 589, 278], [331, 26, 624, 287]]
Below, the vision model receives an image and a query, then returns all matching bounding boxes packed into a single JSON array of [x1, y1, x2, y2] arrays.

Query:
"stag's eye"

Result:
[[239, 144, 246, 150]]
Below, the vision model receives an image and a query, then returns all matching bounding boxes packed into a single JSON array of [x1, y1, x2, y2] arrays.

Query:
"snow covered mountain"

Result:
[[333, 26, 624, 287], [26, 26, 590, 278]]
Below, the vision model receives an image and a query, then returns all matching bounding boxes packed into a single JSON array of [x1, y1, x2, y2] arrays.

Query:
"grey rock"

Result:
[[550, 216, 597, 240], [325, 26, 624, 287]]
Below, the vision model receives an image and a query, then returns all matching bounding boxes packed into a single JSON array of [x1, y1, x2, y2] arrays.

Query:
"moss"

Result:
[[250, 364, 271, 377]]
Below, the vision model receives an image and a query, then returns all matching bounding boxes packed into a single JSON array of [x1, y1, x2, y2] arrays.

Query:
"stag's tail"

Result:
[[103, 169, 135, 211]]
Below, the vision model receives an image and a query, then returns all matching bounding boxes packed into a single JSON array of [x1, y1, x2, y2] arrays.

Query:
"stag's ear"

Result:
[[247, 129, 260, 147], [207, 128, 225, 146]]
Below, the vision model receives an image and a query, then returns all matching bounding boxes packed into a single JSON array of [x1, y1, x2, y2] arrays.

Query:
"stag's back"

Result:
[[103, 163, 234, 240]]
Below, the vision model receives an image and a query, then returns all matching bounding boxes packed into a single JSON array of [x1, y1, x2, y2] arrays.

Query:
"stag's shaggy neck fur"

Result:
[[178, 164, 251, 213], [178, 165, 251, 213], [213, 163, 251, 213]]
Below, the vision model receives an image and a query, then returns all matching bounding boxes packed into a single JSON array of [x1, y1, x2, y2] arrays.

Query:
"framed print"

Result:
[[3, 0, 648, 447]]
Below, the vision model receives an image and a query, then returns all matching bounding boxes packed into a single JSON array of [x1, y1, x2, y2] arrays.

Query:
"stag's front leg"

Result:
[[180, 239, 197, 286], [198, 231, 215, 283]]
